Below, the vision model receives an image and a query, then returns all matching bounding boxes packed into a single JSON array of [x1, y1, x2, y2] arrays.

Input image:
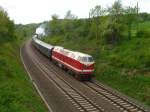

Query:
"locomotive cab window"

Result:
[[82, 57, 88, 62], [88, 57, 93, 62], [78, 56, 93, 62]]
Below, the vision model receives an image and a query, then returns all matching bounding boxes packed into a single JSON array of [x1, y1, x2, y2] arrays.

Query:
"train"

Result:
[[32, 36, 95, 81]]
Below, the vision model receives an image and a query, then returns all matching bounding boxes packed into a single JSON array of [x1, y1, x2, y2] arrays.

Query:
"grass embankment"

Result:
[[43, 21, 150, 106], [0, 39, 47, 112]]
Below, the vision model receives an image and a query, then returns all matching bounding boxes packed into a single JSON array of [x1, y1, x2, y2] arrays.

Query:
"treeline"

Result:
[[15, 23, 38, 40], [0, 6, 38, 43], [45, 0, 150, 46], [0, 6, 48, 112], [43, 1, 150, 106], [0, 7, 15, 43]]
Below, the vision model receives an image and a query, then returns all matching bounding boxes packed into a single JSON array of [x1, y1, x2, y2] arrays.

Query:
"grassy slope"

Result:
[[43, 21, 150, 106], [0, 40, 47, 112]]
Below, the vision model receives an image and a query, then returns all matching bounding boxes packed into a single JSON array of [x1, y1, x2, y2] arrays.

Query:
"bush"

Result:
[[0, 7, 15, 43], [136, 30, 150, 38]]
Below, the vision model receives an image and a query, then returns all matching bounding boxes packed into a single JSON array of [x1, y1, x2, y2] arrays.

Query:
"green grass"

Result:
[[0, 40, 47, 112], [43, 21, 150, 107]]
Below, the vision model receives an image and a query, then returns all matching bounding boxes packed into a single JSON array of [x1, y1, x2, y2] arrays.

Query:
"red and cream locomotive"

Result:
[[52, 46, 94, 80]]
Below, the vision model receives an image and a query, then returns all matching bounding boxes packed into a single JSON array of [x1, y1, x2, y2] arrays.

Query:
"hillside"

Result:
[[43, 20, 150, 106], [0, 8, 47, 112], [0, 40, 47, 112]]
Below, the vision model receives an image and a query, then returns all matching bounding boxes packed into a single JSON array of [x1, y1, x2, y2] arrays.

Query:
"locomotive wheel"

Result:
[[63, 67, 68, 72], [75, 74, 82, 81], [75, 74, 78, 80], [79, 75, 82, 81], [52, 59, 57, 65], [88, 76, 92, 81], [68, 70, 73, 75]]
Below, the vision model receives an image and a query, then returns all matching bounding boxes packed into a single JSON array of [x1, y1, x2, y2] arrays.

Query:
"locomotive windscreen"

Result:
[[80, 57, 94, 62]]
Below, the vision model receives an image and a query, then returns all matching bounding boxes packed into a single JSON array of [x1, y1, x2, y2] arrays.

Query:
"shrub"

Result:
[[136, 30, 150, 38]]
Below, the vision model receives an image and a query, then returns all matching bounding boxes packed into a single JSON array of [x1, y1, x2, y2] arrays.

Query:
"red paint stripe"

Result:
[[52, 56, 94, 74]]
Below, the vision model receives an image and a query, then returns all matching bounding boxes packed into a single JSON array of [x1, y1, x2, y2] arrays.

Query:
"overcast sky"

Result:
[[0, 0, 149, 24]]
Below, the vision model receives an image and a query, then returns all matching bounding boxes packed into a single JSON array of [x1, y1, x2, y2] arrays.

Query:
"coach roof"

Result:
[[35, 39, 53, 49]]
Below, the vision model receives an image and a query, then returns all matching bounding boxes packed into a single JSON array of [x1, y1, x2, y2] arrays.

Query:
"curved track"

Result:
[[21, 40, 149, 112], [30, 51, 104, 112], [84, 81, 148, 112]]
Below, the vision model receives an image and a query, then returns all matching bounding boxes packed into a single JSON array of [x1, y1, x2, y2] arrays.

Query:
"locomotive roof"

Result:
[[54, 46, 92, 58], [75, 51, 91, 57]]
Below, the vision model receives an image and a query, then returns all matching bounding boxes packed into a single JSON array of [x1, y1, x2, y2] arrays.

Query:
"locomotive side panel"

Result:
[[52, 47, 94, 80]]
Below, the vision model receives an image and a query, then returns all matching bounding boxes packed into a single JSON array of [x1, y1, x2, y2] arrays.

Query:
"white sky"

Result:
[[0, 0, 149, 24]]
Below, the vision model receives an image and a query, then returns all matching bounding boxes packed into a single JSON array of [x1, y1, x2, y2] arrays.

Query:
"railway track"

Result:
[[84, 81, 148, 112], [27, 42, 149, 112], [33, 52, 148, 112], [33, 49, 149, 112], [41, 60, 149, 112], [48, 61, 149, 112], [29, 48, 105, 112]]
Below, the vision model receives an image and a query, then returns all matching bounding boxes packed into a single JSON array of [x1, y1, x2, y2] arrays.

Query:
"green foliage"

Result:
[[49, 14, 61, 34], [0, 7, 15, 43], [15, 23, 38, 40], [43, 0, 150, 107], [0, 41, 47, 112], [64, 10, 77, 20], [89, 5, 106, 45], [47, 0, 145, 45], [0, 7, 47, 111], [103, 18, 124, 44], [104, 0, 125, 44], [124, 6, 138, 40], [49, 12, 90, 39], [139, 13, 150, 22], [136, 30, 150, 38]]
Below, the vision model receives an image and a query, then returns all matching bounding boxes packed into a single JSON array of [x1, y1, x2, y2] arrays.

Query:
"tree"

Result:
[[108, 0, 123, 17], [104, 0, 125, 44], [139, 13, 150, 21], [49, 14, 62, 35], [64, 10, 77, 20], [61, 11, 78, 38], [124, 6, 138, 40], [0, 6, 15, 43], [63, 10, 77, 31], [51, 14, 59, 20], [15, 23, 38, 40], [89, 5, 106, 45]]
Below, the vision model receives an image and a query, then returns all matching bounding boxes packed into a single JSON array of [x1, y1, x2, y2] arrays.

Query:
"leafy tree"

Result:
[[104, 0, 125, 44], [64, 10, 77, 20], [139, 13, 150, 21], [89, 5, 105, 45], [49, 14, 62, 35], [0, 6, 15, 43], [124, 6, 138, 40], [73, 19, 90, 37], [61, 11, 78, 38], [15, 23, 38, 40]]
